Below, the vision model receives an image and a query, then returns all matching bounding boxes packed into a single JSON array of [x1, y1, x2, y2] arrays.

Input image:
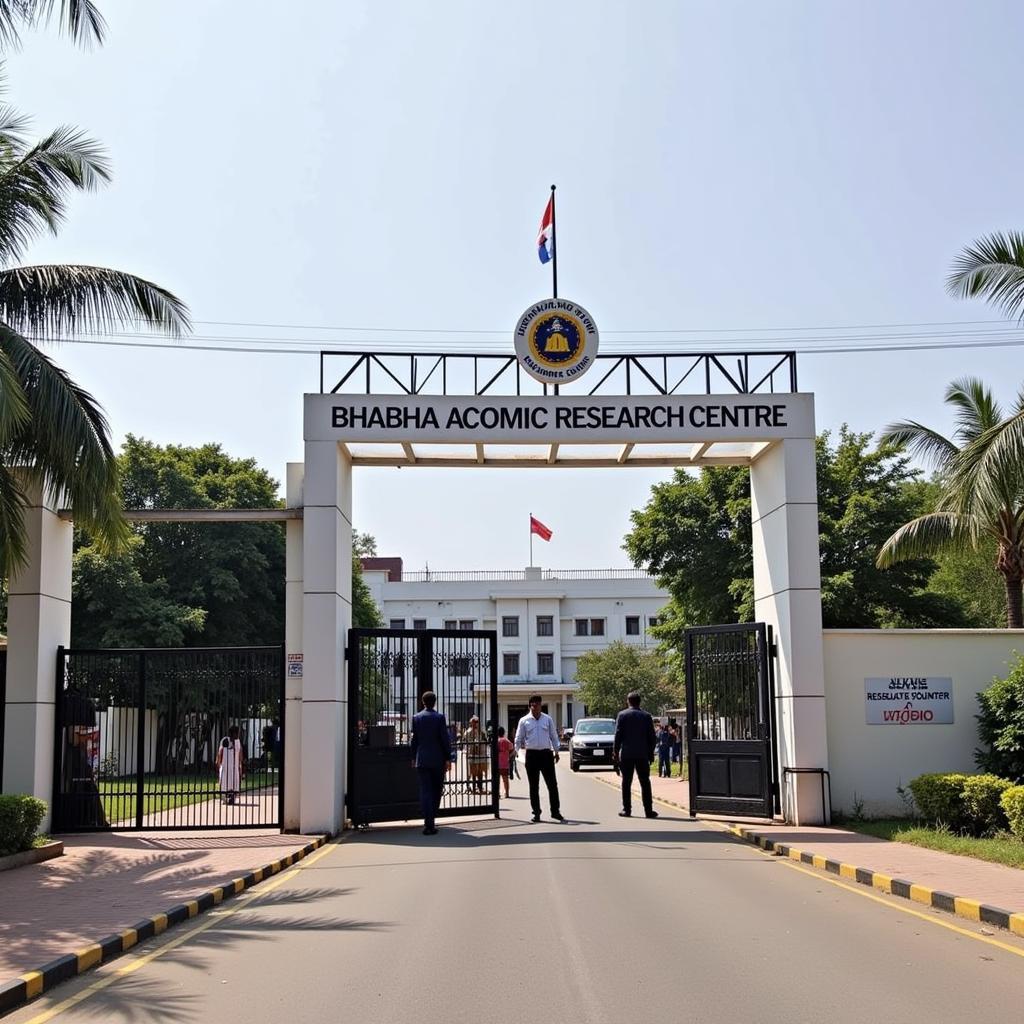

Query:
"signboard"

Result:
[[513, 297, 599, 384], [306, 393, 815, 444], [287, 653, 303, 678], [864, 677, 953, 725]]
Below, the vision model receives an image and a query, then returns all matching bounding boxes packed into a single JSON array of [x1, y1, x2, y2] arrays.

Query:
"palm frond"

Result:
[[0, 342, 28, 440], [0, 461, 28, 574], [944, 376, 1002, 440], [876, 511, 974, 568], [878, 419, 957, 469], [0, 0, 106, 49], [947, 230, 1024, 319], [0, 264, 190, 339], [0, 125, 110, 263], [0, 326, 127, 554], [947, 409, 1024, 519]]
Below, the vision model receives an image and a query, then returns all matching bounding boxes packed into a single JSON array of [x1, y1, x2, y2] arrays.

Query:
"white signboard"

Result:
[[305, 393, 815, 444], [864, 677, 954, 725]]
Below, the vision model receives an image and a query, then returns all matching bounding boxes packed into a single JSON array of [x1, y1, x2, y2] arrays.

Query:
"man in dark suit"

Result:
[[613, 691, 659, 819], [411, 690, 452, 835]]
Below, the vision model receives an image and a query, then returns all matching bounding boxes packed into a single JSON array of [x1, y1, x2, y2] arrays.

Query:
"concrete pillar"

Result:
[[283, 463, 304, 831], [1, 482, 73, 833], [750, 435, 828, 824], [300, 441, 352, 834]]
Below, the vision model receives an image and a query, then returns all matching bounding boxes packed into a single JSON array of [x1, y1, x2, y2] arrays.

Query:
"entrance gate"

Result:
[[684, 623, 778, 818], [347, 628, 498, 827], [53, 645, 285, 832]]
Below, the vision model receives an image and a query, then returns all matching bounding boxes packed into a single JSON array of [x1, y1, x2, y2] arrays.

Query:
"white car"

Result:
[[569, 718, 616, 771]]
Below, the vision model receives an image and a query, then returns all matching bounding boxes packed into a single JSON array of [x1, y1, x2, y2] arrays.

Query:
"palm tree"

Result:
[[948, 231, 1024, 321], [876, 378, 1024, 628], [0, 96, 189, 577], [0, 1, 105, 48]]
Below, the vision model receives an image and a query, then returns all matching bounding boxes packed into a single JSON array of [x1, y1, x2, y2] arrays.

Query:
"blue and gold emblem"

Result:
[[514, 298, 599, 384]]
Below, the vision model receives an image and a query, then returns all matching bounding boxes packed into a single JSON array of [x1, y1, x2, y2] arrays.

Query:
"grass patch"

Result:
[[649, 760, 688, 780], [844, 818, 1024, 870]]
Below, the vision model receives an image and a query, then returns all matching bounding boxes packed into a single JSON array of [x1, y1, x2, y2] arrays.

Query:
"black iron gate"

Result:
[[685, 623, 778, 818], [53, 645, 285, 832], [347, 628, 499, 826]]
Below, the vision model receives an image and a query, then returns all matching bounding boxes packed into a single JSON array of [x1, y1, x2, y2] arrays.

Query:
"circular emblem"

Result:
[[514, 297, 599, 385]]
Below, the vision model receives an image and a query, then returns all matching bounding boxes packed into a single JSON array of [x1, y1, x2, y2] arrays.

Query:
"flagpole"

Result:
[[549, 184, 557, 299], [529, 512, 534, 567]]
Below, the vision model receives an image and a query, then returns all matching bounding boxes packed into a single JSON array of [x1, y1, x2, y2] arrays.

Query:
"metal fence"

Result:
[[53, 646, 284, 832]]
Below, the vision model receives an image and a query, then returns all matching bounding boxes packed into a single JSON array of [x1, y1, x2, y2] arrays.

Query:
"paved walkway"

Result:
[[600, 769, 1024, 915], [0, 828, 319, 988]]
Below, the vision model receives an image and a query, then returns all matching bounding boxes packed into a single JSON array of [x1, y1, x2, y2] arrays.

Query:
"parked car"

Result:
[[568, 718, 616, 771], [560, 727, 574, 750]]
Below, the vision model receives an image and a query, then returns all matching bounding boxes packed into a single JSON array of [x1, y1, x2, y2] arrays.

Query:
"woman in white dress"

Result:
[[216, 724, 244, 805]]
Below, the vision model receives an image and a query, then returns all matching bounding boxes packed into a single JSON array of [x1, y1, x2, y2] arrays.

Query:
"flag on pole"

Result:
[[536, 196, 554, 264], [530, 515, 553, 541]]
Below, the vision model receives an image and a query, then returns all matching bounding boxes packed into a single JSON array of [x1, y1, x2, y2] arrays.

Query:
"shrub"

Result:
[[0, 795, 47, 857], [1002, 786, 1024, 839], [908, 773, 969, 829], [961, 774, 1012, 835], [975, 653, 1024, 783]]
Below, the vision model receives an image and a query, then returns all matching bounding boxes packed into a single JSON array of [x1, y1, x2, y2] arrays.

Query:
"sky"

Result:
[[7, 0, 1024, 571]]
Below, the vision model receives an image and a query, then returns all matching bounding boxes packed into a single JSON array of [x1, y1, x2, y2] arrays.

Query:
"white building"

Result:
[[361, 559, 669, 736]]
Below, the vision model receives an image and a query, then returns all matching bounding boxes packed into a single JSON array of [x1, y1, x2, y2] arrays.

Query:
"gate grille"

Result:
[[685, 623, 777, 818], [53, 646, 284, 831], [348, 628, 499, 826]]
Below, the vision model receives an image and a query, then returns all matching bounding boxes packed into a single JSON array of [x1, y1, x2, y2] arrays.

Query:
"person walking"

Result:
[[463, 715, 489, 794], [217, 724, 244, 806], [513, 694, 565, 823], [614, 692, 659, 819], [496, 726, 514, 798], [657, 722, 673, 778], [410, 690, 452, 835]]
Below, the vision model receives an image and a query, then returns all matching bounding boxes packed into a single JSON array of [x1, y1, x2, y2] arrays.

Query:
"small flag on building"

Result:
[[537, 195, 554, 264], [530, 515, 553, 541]]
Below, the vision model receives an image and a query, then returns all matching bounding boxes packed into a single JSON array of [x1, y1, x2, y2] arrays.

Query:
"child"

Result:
[[496, 726, 514, 798]]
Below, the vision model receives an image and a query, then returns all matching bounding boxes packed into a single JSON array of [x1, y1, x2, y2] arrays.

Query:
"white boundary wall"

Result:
[[824, 629, 1024, 817]]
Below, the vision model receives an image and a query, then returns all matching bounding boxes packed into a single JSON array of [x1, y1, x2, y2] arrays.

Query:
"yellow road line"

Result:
[[19, 838, 342, 1024]]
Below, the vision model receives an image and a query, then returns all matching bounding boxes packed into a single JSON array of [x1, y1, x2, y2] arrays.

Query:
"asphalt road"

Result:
[[11, 764, 1024, 1024]]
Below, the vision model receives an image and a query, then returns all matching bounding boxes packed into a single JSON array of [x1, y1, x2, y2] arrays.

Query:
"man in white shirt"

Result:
[[513, 694, 565, 823]]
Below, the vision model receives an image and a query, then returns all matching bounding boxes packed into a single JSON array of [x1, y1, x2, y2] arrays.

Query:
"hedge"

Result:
[[1002, 786, 1024, 840], [0, 795, 47, 857], [908, 772, 1012, 836]]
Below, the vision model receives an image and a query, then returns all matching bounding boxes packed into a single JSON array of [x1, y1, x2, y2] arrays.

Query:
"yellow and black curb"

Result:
[[0, 835, 327, 1016], [724, 823, 1024, 938]]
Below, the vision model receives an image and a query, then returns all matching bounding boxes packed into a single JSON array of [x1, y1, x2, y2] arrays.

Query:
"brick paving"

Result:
[[0, 827, 320, 987], [610, 770, 1024, 913]]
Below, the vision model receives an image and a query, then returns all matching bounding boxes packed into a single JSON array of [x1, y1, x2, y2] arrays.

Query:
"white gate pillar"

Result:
[[1, 482, 73, 833], [299, 441, 352, 834], [283, 462, 304, 830], [750, 436, 828, 824]]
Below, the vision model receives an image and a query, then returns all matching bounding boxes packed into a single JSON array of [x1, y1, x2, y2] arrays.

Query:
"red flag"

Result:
[[530, 515, 553, 541]]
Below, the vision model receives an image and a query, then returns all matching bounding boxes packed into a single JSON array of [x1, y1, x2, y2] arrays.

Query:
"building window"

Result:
[[648, 617, 661, 629], [412, 618, 427, 630], [575, 618, 605, 637], [451, 656, 470, 676], [590, 618, 605, 636], [625, 616, 640, 635], [459, 619, 474, 631], [503, 653, 520, 675], [502, 616, 519, 638], [443, 619, 458, 630], [389, 618, 405, 630], [536, 615, 553, 636], [537, 652, 554, 675]]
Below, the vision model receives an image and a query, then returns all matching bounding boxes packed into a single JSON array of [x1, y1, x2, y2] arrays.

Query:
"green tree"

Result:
[[975, 654, 1024, 783], [877, 378, 1024, 627], [72, 537, 206, 646], [626, 427, 966, 630], [72, 438, 283, 646], [574, 641, 680, 717], [948, 231, 1024, 321]]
